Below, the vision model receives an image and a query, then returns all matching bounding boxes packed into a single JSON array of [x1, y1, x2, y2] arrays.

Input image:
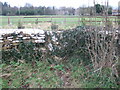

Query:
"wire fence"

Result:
[[1, 15, 119, 26]]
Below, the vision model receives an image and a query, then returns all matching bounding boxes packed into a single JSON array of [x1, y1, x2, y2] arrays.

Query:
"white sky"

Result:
[[1, 0, 119, 8]]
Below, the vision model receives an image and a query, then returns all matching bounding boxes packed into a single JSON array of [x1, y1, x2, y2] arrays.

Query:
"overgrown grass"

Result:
[[1, 61, 62, 88], [1, 59, 119, 88]]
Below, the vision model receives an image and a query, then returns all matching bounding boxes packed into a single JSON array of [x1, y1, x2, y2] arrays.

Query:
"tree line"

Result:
[[0, 2, 113, 16]]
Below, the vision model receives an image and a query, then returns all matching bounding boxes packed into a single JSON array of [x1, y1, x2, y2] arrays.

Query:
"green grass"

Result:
[[1, 61, 62, 88], [1, 60, 119, 88], [0, 15, 119, 29]]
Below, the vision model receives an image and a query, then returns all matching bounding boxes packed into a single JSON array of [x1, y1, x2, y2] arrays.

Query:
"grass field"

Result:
[[1, 60, 119, 88], [0, 15, 119, 29]]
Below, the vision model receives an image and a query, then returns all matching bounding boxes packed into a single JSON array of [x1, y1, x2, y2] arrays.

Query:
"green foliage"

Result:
[[46, 58, 58, 65], [84, 72, 118, 88], [2, 41, 42, 64], [49, 26, 90, 65], [35, 18, 39, 24], [108, 7, 112, 15], [2, 61, 62, 88], [17, 20, 25, 29], [53, 64, 65, 71], [1, 59, 119, 88], [105, 19, 113, 28], [1, 2, 56, 16], [20, 7, 35, 15], [51, 24, 58, 30], [95, 4, 103, 14], [68, 56, 90, 66], [95, 4, 113, 15], [81, 18, 86, 26], [71, 65, 119, 88], [0, 74, 2, 89]]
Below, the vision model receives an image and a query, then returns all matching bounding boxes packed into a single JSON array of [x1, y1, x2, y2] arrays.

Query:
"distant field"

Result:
[[0, 15, 119, 29]]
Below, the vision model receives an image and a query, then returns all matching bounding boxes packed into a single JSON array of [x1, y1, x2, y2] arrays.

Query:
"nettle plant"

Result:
[[81, 17, 86, 26], [18, 20, 25, 29], [51, 22, 58, 30], [35, 18, 39, 24]]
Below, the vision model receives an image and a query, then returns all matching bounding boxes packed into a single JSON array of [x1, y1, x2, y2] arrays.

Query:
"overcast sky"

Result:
[[1, 0, 119, 8]]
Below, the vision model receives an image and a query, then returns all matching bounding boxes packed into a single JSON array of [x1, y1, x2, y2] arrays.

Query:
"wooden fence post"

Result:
[[8, 17, 10, 25], [64, 16, 66, 25], [51, 16, 53, 23], [118, 1, 120, 28], [0, 41, 2, 60], [78, 16, 80, 25]]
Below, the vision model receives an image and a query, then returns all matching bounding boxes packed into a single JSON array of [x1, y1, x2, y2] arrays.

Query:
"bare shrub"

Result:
[[85, 26, 119, 79]]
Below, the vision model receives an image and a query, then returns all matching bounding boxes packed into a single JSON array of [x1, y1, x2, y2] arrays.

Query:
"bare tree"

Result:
[[118, 1, 120, 28]]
